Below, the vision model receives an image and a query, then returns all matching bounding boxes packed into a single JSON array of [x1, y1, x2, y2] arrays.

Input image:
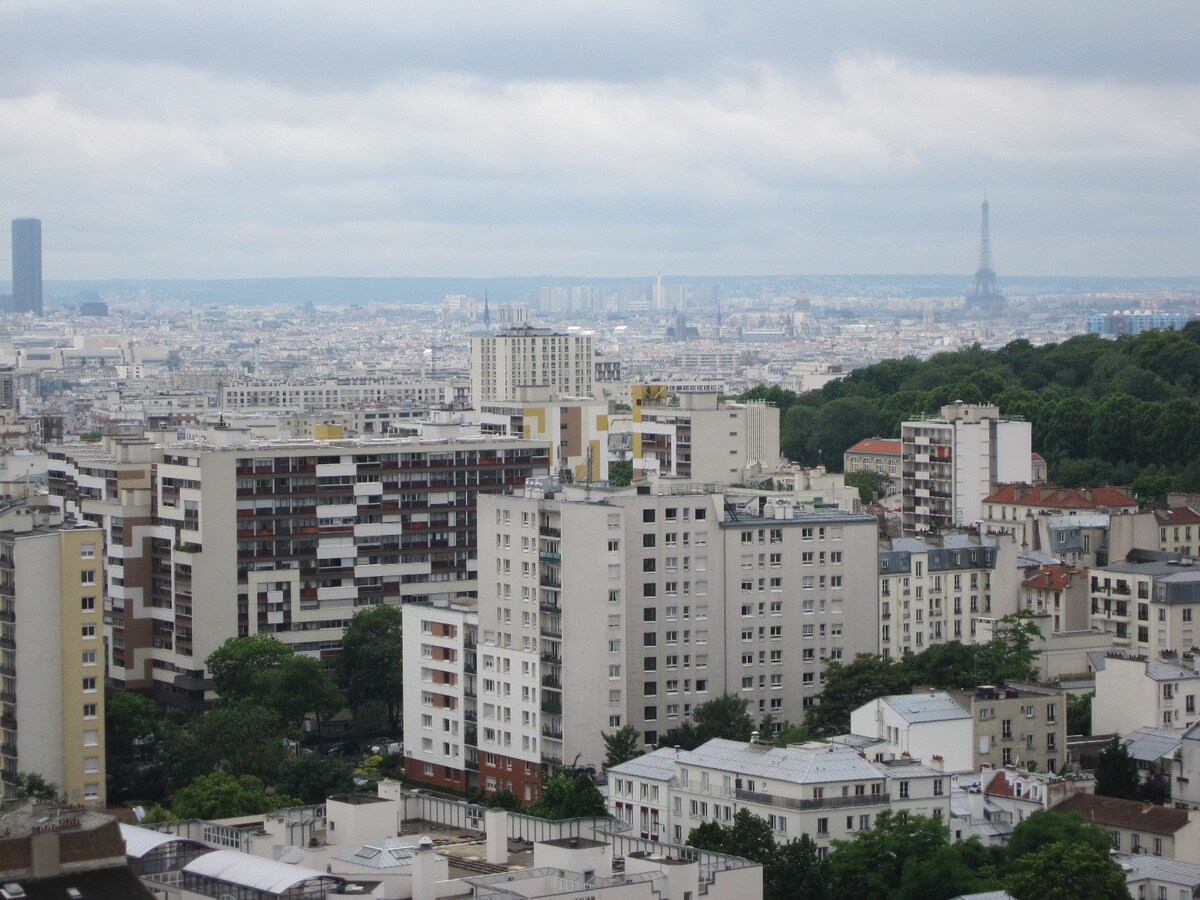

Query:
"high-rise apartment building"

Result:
[[11, 219, 43, 317], [49, 427, 549, 705], [901, 403, 1031, 534], [0, 501, 105, 805], [443, 480, 876, 800], [470, 328, 594, 407]]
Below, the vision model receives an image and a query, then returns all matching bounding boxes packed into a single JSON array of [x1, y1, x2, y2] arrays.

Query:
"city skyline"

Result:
[[1, 2, 1197, 281]]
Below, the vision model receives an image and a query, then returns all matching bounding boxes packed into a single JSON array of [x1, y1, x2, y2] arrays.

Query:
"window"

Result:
[[81, 624, 96, 639], [82, 677, 97, 692], [83, 703, 97, 719], [81, 597, 96, 612], [817, 817, 829, 836], [899, 781, 909, 798], [83, 729, 99, 747], [643, 509, 656, 523], [82, 650, 96, 666], [81, 570, 96, 585], [80, 543, 96, 559]]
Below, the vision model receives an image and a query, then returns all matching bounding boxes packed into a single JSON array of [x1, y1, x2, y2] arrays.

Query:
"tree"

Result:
[[526, 768, 607, 820], [1066, 692, 1092, 736], [602, 725, 641, 769], [1095, 736, 1141, 800], [1005, 810, 1112, 864], [827, 811, 950, 900], [1140, 769, 1172, 805], [338, 605, 404, 728], [106, 691, 164, 803], [685, 819, 730, 852], [273, 654, 343, 734], [207, 634, 292, 702], [608, 459, 633, 487], [844, 470, 891, 503], [1005, 840, 1128, 900], [692, 694, 755, 743], [657, 720, 701, 751], [484, 788, 524, 811], [171, 771, 301, 821], [13, 772, 57, 801], [274, 753, 355, 805], [896, 840, 1003, 900], [769, 833, 831, 900]]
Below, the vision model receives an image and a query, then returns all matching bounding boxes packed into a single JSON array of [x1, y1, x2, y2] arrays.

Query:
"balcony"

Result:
[[734, 789, 888, 812]]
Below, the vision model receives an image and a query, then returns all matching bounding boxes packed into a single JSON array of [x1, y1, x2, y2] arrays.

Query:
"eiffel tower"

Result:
[[966, 198, 1006, 316]]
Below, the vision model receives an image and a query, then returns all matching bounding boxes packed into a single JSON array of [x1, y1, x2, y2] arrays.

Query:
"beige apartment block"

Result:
[[470, 328, 595, 406], [629, 386, 780, 485], [0, 502, 105, 805], [1088, 560, 1200, 656], [877, 532, 1020, 658], [953, 683, 1067, 775]]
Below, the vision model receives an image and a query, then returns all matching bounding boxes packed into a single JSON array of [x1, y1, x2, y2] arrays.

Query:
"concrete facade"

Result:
[[470, 328, 595, 406]]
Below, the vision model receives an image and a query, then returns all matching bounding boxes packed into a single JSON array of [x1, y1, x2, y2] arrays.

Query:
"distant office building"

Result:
[[470, 328, 595, 406], [11, 219, 43, 317], [75, 291, 108, 317], [1085, 311, 1197, 336]]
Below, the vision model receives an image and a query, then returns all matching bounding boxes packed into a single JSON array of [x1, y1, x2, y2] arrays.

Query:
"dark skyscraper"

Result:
[[11, 218, 43, 316]]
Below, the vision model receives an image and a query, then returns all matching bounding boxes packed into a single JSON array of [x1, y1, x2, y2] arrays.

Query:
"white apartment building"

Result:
[[849, 692, 974, 773], [1089, 560, 1200, 656], [877, 533, 1019, 658], [401, 599, 477, 796], [627, 387, 780, 485], [467, 479, 878, 800], [0, 502, 106, 805], [608, 737, 951, 852], [476, 390, 612, 482], [50, 428, 549, 705], [901, 403, 1032, 534], [470, 328, 595, 406], [1094, 653, 1200, 735]]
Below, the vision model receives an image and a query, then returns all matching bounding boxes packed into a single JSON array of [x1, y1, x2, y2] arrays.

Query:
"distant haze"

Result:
[[1, 1, 1197, 279]]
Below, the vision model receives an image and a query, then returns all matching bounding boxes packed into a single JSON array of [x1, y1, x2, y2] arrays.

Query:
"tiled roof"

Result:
[[984, 484, 1138, 510], [845, 438, 901, 456], [1051, 793, 1191, 834], [1155, 507, 1200, 526], [1021, 565, 1086, 591]]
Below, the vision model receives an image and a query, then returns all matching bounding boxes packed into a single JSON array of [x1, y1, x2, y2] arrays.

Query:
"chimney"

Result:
[[484, 809, 509, 865]]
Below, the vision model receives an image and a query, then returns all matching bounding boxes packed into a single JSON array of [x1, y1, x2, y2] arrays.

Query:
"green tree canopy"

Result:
[[1005, 810, 1113, 864], [13, 772, 57, 801], [1066, 692, 1092, 736], [338, 605, 404, 727], [601, 725, 642, 770], [274, 753, 356, 805], [1095, 735, 1141, 800], [207, 634, 292, 701], [827, 811, 950, 900], [171, 771, 301, 820], [1005, 840, 1128, 900], [526, 768, 607, 820], [608, 459, 633, 487], [105, 691, 163, 803]]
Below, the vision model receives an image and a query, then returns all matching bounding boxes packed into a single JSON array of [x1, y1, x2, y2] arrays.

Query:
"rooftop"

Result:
[[880, 691, 972, 724], [678, 738, 886, 784], [1051, 793, 1191, 835]]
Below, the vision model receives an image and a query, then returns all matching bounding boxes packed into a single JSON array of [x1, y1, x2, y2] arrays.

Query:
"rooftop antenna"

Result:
[[584, 443, 594, 501]]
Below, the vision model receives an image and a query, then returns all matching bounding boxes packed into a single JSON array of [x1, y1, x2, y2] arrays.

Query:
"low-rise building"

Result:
[[952, 683, 1067, 775], [1052, 793, 1200, 861], [1088, 560, 1200, 656], [849, 691, 974, 773], [1093, 653, 1200, 735]]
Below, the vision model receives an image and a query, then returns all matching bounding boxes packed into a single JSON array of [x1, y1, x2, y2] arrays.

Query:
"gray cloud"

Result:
[[0, 0, 1197, 278]]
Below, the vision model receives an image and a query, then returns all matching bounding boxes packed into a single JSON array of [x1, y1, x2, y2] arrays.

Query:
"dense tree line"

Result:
[[740, 323, 1200, 503], [688, 808, 1128, 900], [106, 604, 405, 817]]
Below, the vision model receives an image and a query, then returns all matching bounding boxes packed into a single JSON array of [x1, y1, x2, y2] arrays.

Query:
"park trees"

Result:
[[338, 604, 404, 728]]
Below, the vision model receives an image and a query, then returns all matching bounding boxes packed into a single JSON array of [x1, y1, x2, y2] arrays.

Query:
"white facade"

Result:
[[609, 738, 951, 852], [1094, 653, 1200, 735], [901, 403, 1032, 534], [850, 693, 974, 773]]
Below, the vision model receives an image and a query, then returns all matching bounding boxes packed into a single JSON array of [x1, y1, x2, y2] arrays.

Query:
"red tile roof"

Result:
[[985, 484, 1138, 510], [1155, 507, 1200, 526], [845, 438, 901, 456], [1052, 793, 1191, 834], [1021, 565, 1087, 591]]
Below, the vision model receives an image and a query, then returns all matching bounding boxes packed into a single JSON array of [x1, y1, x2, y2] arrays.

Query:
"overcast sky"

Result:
[[1, 1, 1197, 279]]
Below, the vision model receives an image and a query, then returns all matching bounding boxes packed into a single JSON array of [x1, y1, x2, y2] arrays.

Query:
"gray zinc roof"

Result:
[[1122, 727, 1183, 764], [607, 747, 680, 782], [881, 691, 971, 724], [678, 738, 885, 784]]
